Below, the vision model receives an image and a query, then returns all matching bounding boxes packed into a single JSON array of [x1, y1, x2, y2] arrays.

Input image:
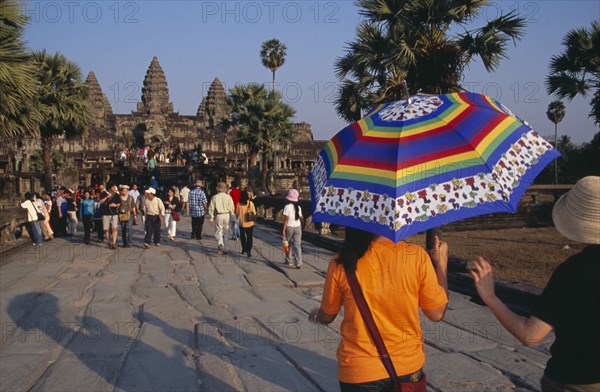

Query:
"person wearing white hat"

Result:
[[471, 176, 600, 391], [142, 187, 165, 248]]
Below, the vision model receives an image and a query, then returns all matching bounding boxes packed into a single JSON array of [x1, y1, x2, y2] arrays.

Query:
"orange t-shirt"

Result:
[[320, 240, 448, 384]]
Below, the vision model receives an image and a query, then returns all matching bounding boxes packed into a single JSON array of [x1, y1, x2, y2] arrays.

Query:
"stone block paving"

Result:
[[0, 218, 553, 391]]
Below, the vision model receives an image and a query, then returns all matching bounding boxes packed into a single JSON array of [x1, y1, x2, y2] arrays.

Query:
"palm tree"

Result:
[[32, 50, 91, 190], [335, 0, 527, 121], [0, 0, 42, 139], [226, 83, 296, 192], [260, 39, 287, 91], [546, 100, 566, 184], [546, 21, 600, 125]]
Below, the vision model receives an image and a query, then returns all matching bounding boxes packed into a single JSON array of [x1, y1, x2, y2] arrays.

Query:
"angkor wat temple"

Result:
[[0, 57, 326, 197]]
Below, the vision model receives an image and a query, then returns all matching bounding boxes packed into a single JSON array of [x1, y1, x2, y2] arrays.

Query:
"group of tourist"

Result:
[[116, 144, 209, 168], [19, 174, 599, 391], [20, 180, 303, 267]]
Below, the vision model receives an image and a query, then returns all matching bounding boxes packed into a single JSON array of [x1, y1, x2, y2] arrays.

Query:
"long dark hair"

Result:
[[289, 201, 300, 221], [336, 227, 376, 273], [239, 190, 249, 206]]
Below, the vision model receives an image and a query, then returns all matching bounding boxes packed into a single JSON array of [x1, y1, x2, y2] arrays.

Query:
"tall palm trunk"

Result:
[[41, 136, 54, 191], [261, 153, 268, 193], [272, 70, 276, 92], [554, 124, 558, 184]]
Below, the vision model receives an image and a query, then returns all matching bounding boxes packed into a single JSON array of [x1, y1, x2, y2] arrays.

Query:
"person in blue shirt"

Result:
[[79, 190, 95, 245], [92, 188, 104, 242], [188, 180, 208, 240]]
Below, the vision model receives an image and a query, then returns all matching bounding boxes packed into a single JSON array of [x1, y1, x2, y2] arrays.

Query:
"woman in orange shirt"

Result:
[[237, 190, 256, 257], [310, 228, 449, 391]]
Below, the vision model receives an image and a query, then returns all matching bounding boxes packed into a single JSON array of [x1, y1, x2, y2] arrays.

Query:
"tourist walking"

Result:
[[470, 176, 600, 392], [64, 189, 78, 236], [92, 189, 104, 242], [53, 187, 68, 237], [189, 180, 208, 240], [32, 193, 50, 241], [179, 184, 190, 216], [229, 180, 241, 240], [309, 229, 448, 391], [281, 189, 304, 268], [163, 187, 181, 241], [208, 182, 235, 255], [143, 187, 165, 248], [118, 185, 136, 247], [237, 190, 256, 257], [40, 192, 54, 240], [100, 183, 120, 249], [79, 190, 95, 245], [128, 183, 140, 225], [21, 192, 43, 246], [137, 187, 147, 226]]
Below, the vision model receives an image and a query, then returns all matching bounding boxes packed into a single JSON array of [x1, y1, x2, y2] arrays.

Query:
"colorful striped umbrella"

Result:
[[309, 92, 560, 242]]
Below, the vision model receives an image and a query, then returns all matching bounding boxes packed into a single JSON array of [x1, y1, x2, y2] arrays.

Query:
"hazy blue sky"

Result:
[[22, 0, 599, 143]]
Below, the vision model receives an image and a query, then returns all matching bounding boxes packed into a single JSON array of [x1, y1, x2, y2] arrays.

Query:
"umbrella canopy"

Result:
[[309, 92, 560, 243]]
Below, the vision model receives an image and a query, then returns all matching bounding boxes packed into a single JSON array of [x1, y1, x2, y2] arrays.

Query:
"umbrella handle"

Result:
[[425, 228, 442, 252]]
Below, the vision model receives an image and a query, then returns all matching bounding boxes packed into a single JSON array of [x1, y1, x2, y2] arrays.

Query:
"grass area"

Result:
[[407, 227, 585, 288]]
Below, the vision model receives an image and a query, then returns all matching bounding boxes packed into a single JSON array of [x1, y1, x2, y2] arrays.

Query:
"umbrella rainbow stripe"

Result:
[[309, 92, 560, 242], [318, 92, 539, 195]]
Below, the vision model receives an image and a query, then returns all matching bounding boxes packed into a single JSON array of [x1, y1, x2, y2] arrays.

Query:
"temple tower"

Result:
[[85, 71, 113, 130], [137, 56, 174, 115], [197, 77, 228, 129]]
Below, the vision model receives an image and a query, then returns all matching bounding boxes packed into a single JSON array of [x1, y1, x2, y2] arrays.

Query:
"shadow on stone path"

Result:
[[0, 217, 553, 391]]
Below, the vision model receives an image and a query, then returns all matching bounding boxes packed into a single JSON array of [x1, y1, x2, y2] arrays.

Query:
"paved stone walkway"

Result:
[[0, 218, 554, 391]]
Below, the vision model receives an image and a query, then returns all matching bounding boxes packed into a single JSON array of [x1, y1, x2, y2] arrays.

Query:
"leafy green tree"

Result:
[[28, 149, 63, 173], [32, 50, 91, 190], [0, 0, 42, 139], [335, 0, 526, 121], [546, 100, 566, 183], [226, 83, 296, 191], [546, 21, 600, 125], [260, 39, 287, 91]]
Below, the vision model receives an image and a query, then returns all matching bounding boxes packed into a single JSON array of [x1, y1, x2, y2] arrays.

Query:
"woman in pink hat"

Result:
[[282, 188, 303, 268]]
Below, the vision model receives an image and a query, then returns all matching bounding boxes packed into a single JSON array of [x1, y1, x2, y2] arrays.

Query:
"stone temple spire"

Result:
[[137, 56, 174, 115], [197, 77, 228, 129], [85, 71, 113, 129]]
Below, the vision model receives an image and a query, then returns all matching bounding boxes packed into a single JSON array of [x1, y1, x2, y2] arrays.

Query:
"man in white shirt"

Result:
[[208, 182, 235, 255], [143, 187, 165, 248], [179, 184, 190, 216]]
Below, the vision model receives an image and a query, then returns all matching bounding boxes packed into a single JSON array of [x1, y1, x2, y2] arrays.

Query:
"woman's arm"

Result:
[[470, 257, 553, 346], [309, 307, 337, 325], [281, 215, 289, 237]]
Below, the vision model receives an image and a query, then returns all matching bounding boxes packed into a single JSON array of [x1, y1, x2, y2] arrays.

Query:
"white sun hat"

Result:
[[552, 176, 600, 245]]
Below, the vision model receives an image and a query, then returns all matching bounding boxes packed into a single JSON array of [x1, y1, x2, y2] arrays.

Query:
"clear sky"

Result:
[[22, 0, 599, 143]]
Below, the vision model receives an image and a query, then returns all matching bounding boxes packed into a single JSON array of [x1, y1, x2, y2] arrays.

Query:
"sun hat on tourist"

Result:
[[286, 189, 299, 202], [552, 176, 600, 245], [119, 184, 130, 190], [146, 187, 156, 195], [194, 180, 204, 187], [217, 182, 227, 192]]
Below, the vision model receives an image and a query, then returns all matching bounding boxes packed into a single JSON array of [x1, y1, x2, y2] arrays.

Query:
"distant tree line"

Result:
[[535, 132, 600, 184]]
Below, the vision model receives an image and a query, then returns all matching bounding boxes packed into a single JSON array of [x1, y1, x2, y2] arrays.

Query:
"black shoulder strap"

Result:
[[345, 268, 400, 386]]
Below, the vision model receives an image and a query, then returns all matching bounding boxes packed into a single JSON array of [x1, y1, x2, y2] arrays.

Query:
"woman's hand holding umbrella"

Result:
[[428, 236, 449, 298]]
